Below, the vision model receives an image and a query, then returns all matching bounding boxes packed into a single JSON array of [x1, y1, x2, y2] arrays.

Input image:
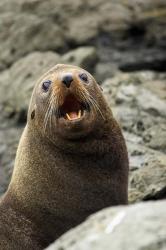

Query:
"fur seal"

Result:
[[0, 64, 128, 249]]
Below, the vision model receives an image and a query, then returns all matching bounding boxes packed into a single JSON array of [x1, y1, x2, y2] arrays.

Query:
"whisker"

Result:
[[43, 103, 51, 133], [53, 93, 60, 118], [89, 95, 105, 119], [79, 87, 105, 119]]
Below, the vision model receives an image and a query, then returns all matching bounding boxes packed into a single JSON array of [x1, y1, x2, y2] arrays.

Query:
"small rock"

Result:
[[143, 124, 166, 152], [62, 47, 98, 72], [136, 89, 166, 118], [115, 84, 137, 104], [0, 11, 65, 70], [94, 62, 116, 82], [128, 143, 166, 203]]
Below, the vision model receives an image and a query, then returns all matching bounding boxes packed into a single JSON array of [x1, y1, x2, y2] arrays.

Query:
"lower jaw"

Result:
[[52, 113, 93, 141], [56, 111, 91, 130], [59, 110, 88, 123], [64, 114, 84, 122]]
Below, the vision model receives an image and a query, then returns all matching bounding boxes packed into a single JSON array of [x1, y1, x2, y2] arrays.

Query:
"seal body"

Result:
[[0, 64, 129, 249]]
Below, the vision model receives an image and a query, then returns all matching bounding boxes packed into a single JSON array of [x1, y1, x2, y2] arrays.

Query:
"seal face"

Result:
[[33, 64, 104, 143], [0, 64, 129, 249]]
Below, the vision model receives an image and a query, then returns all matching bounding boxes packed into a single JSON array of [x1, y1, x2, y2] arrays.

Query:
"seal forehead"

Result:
[[41, 64, 92, 83], [52, 64, 87, 75]]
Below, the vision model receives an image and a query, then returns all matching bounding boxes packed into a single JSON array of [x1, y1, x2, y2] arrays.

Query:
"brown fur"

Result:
[[0, 64, 129, 249]]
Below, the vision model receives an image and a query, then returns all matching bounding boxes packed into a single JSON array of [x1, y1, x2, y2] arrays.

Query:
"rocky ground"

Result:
[[0, 0, 166, 248]]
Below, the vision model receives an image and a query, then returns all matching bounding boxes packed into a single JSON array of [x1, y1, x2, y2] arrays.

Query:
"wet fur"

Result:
[[0, 64, 129, 249]]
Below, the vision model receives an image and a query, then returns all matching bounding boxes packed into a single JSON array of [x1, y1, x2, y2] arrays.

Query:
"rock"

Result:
[[129, 158, 166, 202], [136, 89, 166, 118], [0, 51, 61, 122], [101, 71, 166, 204], [118, 49, 166, 72], [143, 124, 166, 153], [46, 200, 166, 250], [102, 72, 147, 107], [0, 11, 65, 70], [127, 142, 166, 203], [94, 62, 117, 82], [114, 82, 166, 119], [62, 47, 98, 73], [115, 84, 138, 104], [127, 140, 164, 170], [102, 71, 166, 139], [0, 0, 166, 71]]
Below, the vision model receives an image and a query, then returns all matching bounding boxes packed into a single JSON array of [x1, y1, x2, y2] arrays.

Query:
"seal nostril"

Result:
[[62, 74, 73, 88]]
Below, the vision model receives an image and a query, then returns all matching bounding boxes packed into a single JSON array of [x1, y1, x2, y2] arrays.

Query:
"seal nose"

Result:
[[62, 74, 73, 88]]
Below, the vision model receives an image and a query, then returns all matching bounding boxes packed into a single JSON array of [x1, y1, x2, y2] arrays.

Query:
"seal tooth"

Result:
[[65, 110, 82, 120], [66, 113, 72, 120], [78, 110, 81, 118]]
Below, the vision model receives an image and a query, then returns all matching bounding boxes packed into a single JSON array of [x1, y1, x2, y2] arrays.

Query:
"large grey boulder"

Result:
[[0, 11, 65, 70], [46, 201, 166, 250]]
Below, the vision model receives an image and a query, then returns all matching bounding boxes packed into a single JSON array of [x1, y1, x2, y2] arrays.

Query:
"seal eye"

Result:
[[42, 80, 52, 92], [79, 73, 88, 83]]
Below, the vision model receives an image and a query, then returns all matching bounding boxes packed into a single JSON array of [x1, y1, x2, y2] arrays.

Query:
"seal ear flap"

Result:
[[31, 107, 36, 120]]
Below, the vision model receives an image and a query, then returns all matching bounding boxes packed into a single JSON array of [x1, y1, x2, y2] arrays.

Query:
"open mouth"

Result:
[[59, 94, 89, 121]]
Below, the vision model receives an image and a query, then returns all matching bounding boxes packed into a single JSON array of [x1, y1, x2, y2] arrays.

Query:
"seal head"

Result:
[[29, 64, 110, 152]]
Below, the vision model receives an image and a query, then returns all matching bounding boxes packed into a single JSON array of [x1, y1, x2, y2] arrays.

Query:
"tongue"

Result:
[[69, 112, 78, 119], [66, 112, 78, 120]]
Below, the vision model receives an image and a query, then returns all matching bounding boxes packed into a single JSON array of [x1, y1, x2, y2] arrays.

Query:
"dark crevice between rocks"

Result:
[[143, 187, 166, 201], [119, 58, 166, 72], [127, 24, 146, 39], [94, 30, 166, 73], [63, 38, 90, 51], [1, 26, 166, 73]]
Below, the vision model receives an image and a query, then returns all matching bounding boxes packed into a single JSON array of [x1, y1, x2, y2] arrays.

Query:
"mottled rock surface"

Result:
[[46, 201, 166, 250], [0, 0, 166, 72], [102, 71, 166, 203]]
